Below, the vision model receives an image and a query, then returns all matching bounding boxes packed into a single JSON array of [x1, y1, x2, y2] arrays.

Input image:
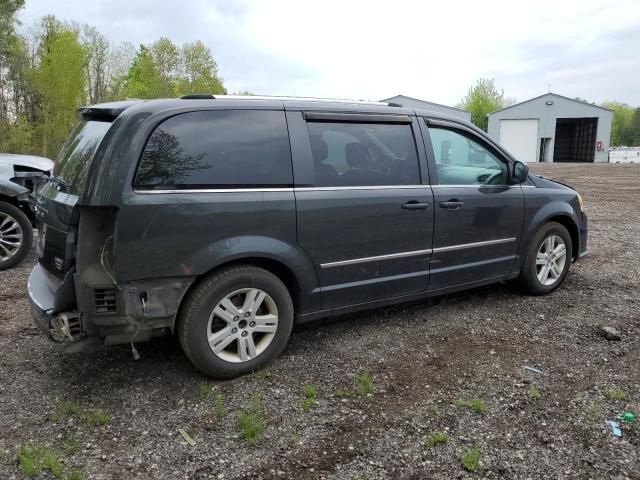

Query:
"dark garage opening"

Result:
[[553, 118, 598, 162]]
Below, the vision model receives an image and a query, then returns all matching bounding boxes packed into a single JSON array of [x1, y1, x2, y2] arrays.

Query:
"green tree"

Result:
[[121, 45, 158, 98], [629, 108, 640, 146], [459, 78, 505, 131], [178, 40, 225, 95], [32, 16, 86, 157], [602, 101, 634, 146]]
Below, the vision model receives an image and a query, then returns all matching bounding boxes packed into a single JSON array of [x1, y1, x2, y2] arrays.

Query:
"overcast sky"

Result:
[[19, 0, 640, 106]]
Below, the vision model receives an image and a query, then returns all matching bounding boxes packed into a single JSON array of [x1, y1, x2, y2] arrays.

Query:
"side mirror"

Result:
[[512, 161, 529, 184]]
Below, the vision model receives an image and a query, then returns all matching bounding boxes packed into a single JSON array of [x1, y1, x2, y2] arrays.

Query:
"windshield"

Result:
[[53, 120, 111, 194]]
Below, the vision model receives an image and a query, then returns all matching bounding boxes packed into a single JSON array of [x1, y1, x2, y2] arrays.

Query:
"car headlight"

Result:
[[577, 193, 584, 210]]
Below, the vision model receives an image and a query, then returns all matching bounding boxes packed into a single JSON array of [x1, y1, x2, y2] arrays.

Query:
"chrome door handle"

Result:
[[439, 201, 464, 210], [401, 201, 429, 211]]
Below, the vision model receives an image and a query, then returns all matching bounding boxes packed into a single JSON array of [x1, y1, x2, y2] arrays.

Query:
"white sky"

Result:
[[19, 0, 640, 106]]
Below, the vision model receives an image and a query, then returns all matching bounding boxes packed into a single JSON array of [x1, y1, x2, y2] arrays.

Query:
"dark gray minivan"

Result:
[[28, 96, 588, 378]]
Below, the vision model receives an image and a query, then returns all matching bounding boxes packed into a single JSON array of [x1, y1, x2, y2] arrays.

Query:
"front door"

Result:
[[291, 112, 434, 310], [423, 120, 524, 291]]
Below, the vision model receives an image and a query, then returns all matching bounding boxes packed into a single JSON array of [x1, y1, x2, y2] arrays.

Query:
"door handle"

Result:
[[401, 201, 429, 211], [439, 200, 464, 210]]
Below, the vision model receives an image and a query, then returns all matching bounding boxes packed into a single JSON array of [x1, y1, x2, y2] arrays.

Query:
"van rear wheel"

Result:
[[0, 201, 33, 271], [178, 265, 294, 379]]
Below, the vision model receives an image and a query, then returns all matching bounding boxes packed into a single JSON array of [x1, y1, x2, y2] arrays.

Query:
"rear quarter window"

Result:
[[53, 120, 112, 194], [134, 110, 292, 189]]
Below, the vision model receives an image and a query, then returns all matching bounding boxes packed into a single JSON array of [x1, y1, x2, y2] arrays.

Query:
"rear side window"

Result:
[[53, 120, 112, 194], [307, 122, 420, 187], [135, 110, 292, 189]]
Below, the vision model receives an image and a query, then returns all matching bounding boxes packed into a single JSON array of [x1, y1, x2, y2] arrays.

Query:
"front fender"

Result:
[[517, 197, 580, 269]]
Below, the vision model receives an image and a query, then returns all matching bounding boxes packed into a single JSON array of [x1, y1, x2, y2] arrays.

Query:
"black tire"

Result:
[[519, 221, 573, 295], [177, 265, 294, 379], [0, 201, 33, 271]]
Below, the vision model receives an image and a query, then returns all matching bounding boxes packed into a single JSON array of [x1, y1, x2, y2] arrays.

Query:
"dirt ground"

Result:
[[1, 163, 639, 480]]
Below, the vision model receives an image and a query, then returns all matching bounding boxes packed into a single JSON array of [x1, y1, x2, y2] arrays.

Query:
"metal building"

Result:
[[381, 95, 471, 121], [487, 93, 613, 163]]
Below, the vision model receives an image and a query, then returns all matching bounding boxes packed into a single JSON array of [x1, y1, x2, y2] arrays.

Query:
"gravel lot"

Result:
[[1, 163, 639, 480]]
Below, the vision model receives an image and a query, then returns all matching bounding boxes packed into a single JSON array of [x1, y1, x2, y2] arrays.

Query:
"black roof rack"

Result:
[[180, 94, 215, 99]]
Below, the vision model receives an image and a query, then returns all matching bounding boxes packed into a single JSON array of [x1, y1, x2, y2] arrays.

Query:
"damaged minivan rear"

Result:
[[28, 96, 587, 379]]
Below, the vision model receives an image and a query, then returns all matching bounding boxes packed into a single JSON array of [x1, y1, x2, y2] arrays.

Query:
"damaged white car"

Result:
[[0, 154, 53, 270]]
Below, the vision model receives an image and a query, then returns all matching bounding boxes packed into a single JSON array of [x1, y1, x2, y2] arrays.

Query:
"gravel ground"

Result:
[[1, 163, 639, 480]]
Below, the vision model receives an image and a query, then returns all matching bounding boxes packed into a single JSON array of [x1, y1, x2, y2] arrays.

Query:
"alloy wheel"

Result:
[[206, 288, 279, 363], [535, 234, 567, 286], [0, 212, 23, 262]]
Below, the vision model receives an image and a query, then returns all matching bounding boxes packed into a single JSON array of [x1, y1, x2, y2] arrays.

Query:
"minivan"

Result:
[[28, 95, 588, 378]]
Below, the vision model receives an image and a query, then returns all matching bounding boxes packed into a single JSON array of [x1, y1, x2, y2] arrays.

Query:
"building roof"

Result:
[[489, 92, 613, 115], [380, 94, 469, 113]]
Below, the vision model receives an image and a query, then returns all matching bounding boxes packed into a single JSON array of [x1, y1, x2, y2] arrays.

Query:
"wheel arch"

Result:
[[174, 254, 318, 331], [545, 214, 579, 260]]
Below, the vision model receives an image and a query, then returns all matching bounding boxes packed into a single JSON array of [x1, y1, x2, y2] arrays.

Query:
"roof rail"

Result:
[[179, 94, 399, 107]]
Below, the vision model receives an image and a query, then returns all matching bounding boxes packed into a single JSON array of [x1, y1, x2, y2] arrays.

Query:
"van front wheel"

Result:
[[178, 265, 294, 379]]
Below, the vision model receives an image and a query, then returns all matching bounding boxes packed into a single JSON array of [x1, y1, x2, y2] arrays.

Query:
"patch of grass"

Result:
[[335, 388, 353, 398], [528, 386, 542, 401], [199, 382, 211, 399], [460, 447, 481, 472], [53, 400, 111, 427], [584, 403, 604, 422], [236, 393, 265, 444], [252, 369, 272, 380], [300, 385, 318, 412], [17, 444, 63, 478], [54, 401, 82, 419], [424, 431, 448, 448], [355, 370, 374, 397], [454, 398, 486, 414], [607, 389, 628, 400], [84, 409, 111, 427], [62, 438, 81, 456], [213, 389, 225, 418]]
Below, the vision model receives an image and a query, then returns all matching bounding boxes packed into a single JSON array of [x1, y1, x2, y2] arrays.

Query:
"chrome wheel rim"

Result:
[[0, 212, 23, 262], [536, 235, 567, 286], [206, 288, 278, 363]]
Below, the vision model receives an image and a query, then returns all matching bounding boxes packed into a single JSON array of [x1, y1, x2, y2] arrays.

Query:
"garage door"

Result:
[[499, 119, 539, 163]]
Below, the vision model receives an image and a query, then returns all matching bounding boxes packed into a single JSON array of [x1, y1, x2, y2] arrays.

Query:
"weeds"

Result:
[[17, 444, 84, 479], [252, 369, 272, 380], [607, 389, 628, 400], [199, 382, 211, 399], [53, 401, 111, 427], [454, 398, 486, 414], [335, 389, 352, 398], [584, 403, 604, 422], [300, 385, 318, 412], [528, 386, 542, 401], [460, 447, 481, 472], [236, 393, 265, 444], [199, 383, 225, 417], [213, 389, 225, 418], [424, 431, 448, 448], [355, 370, 374, 397]]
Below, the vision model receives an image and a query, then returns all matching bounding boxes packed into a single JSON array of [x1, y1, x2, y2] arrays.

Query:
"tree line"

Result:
[[459, 79, 640, 146], [0, 0, 227, 158]]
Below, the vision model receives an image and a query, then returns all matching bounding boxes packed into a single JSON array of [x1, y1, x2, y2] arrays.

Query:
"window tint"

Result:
[[135, 110, 292, 189], [307, 122, 420, 187], [428, 127, 508, 186], [53, 120, 112, 194]]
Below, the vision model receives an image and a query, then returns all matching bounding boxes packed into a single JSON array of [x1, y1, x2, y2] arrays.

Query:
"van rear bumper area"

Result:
[[28, 262, 195, 345], [28, 263, 81, 342]]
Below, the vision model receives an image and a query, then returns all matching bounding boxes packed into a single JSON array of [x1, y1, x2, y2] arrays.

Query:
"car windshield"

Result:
[[53, 120, 111, 194]]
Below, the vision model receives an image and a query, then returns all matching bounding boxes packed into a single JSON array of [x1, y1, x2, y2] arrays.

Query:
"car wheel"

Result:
[[0, 201, 33, 271], [519, 221, 573, 295], [178, 265, 294, 379]]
